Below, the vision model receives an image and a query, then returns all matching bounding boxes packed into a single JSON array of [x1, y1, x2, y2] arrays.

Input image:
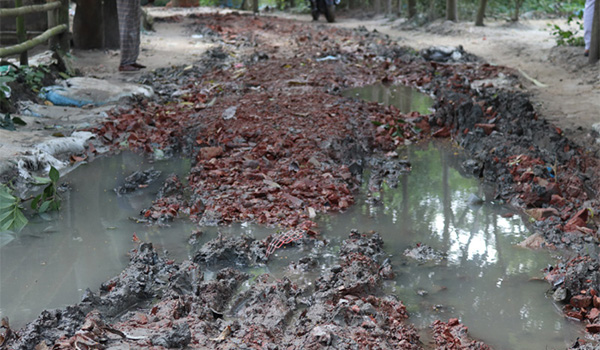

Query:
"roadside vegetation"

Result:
[[0, 166, 61, 232]]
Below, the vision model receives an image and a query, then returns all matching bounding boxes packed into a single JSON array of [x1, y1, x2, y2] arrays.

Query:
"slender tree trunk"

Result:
[[475, 0, 487, 26], [374, 0, 381, 14], [253, 0, 258, 13], [387, 0, 392, 15], [590, 0, 600, 62], [446, 0, 457, 21], [397, 0, 402, 16], [407, 0, 416, 18], [289, 0, 295, 7], [512, 0, 523, 21]]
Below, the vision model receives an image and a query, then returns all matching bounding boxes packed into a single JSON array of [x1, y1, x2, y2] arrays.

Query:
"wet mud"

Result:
[[5, 233, 489, 349], [3, 11, 600, 349]]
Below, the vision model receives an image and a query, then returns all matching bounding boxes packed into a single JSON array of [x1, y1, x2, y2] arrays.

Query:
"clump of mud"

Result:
[[4, 232, 489, 349]]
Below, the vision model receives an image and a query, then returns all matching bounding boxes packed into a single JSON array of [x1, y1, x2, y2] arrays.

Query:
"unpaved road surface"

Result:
[[319, 15, 600, 148], [72, 8, 600, 141], [1, 7, 599, 350]]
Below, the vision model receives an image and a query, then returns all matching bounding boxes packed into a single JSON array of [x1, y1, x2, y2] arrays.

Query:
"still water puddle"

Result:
[[0, 145, 580, 349], [0, 152, 272, 328], [342, 83, 434, 114], [266, 142, 579, 350]]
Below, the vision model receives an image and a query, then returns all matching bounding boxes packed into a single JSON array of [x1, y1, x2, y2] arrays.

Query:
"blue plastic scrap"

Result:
[[40, 86, 98, 107]]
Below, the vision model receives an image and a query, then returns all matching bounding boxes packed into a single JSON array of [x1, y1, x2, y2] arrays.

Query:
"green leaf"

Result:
[[0, 185, 17, 209], [49, 167, 59, 183], [32, 176, 52, 185], [50, 199, 61, 211], [0, 187, 28, 232], [0, 76, 15, 84], [43, 185, 54, 198], [58, 72, 70, 79], [31, 194, 41, 210], [38, 200, 51, 213], [0, 209, 13, 222], [11, 117, 26, 126]]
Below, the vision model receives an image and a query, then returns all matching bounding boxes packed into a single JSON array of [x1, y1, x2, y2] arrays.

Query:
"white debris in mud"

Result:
[[16, 131, 94, 179], [36, 131, 93, 157]]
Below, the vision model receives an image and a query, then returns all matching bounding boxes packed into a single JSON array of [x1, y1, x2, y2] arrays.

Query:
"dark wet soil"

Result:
[[5, 234, 491, 349], [3, 11, 600, 349]]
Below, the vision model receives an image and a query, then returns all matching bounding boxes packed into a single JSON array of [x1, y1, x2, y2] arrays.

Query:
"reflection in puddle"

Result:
[[342, 83, 434, 114], [269, 142, 577, 350]]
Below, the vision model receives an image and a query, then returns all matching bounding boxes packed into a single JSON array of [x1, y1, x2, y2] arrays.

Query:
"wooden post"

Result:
[[14, 0, 28, 65]]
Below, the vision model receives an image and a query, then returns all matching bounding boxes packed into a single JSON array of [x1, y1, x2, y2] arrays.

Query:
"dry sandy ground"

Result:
[[1, 7, 598, 176]]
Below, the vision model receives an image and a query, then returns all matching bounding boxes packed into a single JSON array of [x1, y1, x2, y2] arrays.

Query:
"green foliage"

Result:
[[0, 113, 27, 131], [0, 72, 15, 108], [31, 167, 62, 213], [548, 11, 585, 46], [0, 64, 52, 94], [0, 166, 62, 232], [19, 65, 50, 93], [0, 184, 28, 232]]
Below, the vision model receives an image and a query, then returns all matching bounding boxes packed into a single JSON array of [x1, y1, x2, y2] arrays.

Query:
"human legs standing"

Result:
[[117, 0, 141, 69]]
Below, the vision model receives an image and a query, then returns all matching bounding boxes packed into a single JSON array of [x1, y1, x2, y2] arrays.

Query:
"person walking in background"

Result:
[[117, 0, 148, 71], [584, 0, 595, 56]]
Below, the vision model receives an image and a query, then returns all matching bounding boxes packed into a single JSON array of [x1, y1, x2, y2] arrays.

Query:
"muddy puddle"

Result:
[[1, 152, 271, 328], [263, 142, 579, 350], [342, 83, 434, 114], [0, 145, 580, 348]]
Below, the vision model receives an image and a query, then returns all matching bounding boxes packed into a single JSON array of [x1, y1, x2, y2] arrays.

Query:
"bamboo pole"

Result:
[[0, 1, 60, 17], [0, 24, 67, 58]]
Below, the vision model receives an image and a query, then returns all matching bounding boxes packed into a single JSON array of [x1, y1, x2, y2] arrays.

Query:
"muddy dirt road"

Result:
[[70, 9, 600, 142], [291, 14, 600, 149], [1, 7, 600, 350]]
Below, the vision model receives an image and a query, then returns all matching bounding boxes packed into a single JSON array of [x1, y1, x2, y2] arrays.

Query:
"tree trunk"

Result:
[[253, 0, 258, 13], [289, 0, 295, 8], [397, 0, 401, 16], [387, 0, 392, 15], [590, 0, 600, 63], [446, 0, 457, 21], [374, 0, 381, 14], [102, 0, 120, 49], [47, 0, 69, 52], [475, 0, 487, 26], [407, 0, 415, 18], [512, 0, 523, 21], [73, 0, 103, 49]]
